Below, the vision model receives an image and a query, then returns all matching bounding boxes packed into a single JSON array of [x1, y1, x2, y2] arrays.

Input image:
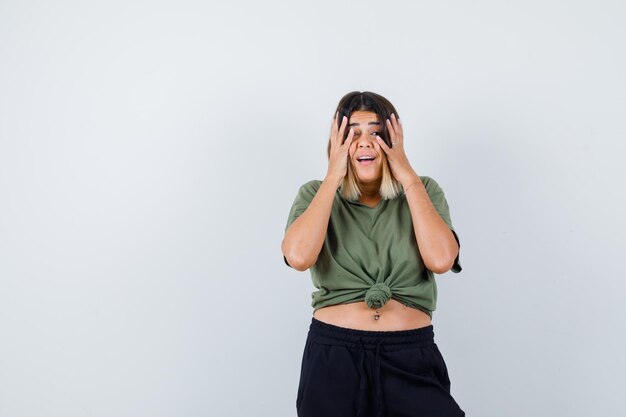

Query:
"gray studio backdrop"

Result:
[[1, 1, 625, 416]]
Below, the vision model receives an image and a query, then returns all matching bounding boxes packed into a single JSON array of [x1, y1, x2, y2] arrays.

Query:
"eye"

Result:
[[370, 131, 380, 136]]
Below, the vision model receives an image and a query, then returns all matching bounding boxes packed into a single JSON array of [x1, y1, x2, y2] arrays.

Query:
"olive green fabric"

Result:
[[284, 175, 461, 318]]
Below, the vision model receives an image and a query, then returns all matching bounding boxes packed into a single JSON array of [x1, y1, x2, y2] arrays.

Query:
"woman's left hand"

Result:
[[375, 113, 419, 186]]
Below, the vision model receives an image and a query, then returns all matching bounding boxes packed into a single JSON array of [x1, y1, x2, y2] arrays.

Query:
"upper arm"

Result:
[[282, 180, 322, 268], [284, 180, 321, 232], [422, 176, 462, 273]]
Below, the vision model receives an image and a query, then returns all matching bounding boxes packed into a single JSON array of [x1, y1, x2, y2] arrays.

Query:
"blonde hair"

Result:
[[339, 152, 404, 201]]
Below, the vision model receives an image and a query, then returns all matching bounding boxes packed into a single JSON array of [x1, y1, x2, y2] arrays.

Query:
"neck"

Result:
[[358, 179, 382, 205]]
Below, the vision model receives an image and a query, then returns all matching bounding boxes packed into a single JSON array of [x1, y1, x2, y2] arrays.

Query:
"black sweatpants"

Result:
[[296, 317, 465, 417]]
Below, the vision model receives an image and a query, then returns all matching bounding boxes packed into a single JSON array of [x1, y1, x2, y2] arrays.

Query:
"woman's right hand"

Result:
[[282, 113, 353, 270], [326, 113, 355, 185]]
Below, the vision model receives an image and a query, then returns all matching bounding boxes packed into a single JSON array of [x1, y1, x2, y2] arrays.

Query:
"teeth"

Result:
[[358, 156, 375, 161]]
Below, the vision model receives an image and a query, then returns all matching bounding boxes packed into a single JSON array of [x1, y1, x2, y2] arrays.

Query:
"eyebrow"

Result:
[[348, 121, 380, 127]]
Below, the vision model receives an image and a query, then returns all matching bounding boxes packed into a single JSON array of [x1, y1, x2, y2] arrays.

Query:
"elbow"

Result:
[[427, 248, 459, 275], [284, 253, 315, 271], [428, 228, 461, 274], [428, 262, 451, 275], [281, 240, 316, 271], [289, 258, 313, 271]]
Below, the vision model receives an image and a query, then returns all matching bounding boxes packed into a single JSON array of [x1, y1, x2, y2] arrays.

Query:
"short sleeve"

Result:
[[422, 176, 462, 273], [283, 180, 322, 267]]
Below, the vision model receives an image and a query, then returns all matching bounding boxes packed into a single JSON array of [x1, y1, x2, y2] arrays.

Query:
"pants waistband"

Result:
[[308, 316, 435, 348]]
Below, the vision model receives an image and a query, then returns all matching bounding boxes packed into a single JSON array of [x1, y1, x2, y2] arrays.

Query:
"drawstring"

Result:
[[374, 339, 383, 417], [357, 337, 367, 417], [357, 337, 385, 417]]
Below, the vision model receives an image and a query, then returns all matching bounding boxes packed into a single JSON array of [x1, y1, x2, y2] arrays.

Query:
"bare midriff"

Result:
[[313, 299, 432, 331]]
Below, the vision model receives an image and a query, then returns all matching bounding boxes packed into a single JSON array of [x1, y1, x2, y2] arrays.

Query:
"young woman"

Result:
[[282, 91, 465, 417]]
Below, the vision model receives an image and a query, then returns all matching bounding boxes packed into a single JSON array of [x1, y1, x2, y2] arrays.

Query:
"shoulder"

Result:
[[419, 175, 445, 195], [291, 179, 323, 201], [299, 179, 323, 191]]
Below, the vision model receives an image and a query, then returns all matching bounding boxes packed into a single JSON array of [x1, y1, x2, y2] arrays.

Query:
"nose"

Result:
[[355, 133, 375, 148]]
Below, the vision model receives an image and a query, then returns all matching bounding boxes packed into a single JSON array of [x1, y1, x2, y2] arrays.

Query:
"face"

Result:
[[347, 111, 384, 184]]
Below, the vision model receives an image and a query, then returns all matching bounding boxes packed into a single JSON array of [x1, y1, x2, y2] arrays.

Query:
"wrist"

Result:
[[324, 173, 343, 189], [399, 172, 421, 189], [403, 180, 423, 195]]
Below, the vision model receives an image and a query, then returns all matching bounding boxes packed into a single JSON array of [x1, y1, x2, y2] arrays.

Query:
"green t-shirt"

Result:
[[284, 175, 461, 318]]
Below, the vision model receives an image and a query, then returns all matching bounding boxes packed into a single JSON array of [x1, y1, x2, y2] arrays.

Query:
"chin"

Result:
[[351, 162, 383, 183], [355, 171, 383, 184]]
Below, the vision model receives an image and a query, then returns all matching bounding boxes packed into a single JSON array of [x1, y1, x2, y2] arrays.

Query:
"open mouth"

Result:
[[356, 155, 377, 165]]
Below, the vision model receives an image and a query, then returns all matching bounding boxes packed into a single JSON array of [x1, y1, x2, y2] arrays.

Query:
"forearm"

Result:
[[281, 176, 341, 271], [402, 174, 458, 274]]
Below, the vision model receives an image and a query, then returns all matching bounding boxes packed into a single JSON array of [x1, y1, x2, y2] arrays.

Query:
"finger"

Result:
[[337, 115, 348, 144], [375, 135, 390, 154], [390, 113, 403, 143], [331, 114, 343, 148], [343, 127, 354, 148], [386, 118, 397, 146], [331, 112, 339, 142]]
